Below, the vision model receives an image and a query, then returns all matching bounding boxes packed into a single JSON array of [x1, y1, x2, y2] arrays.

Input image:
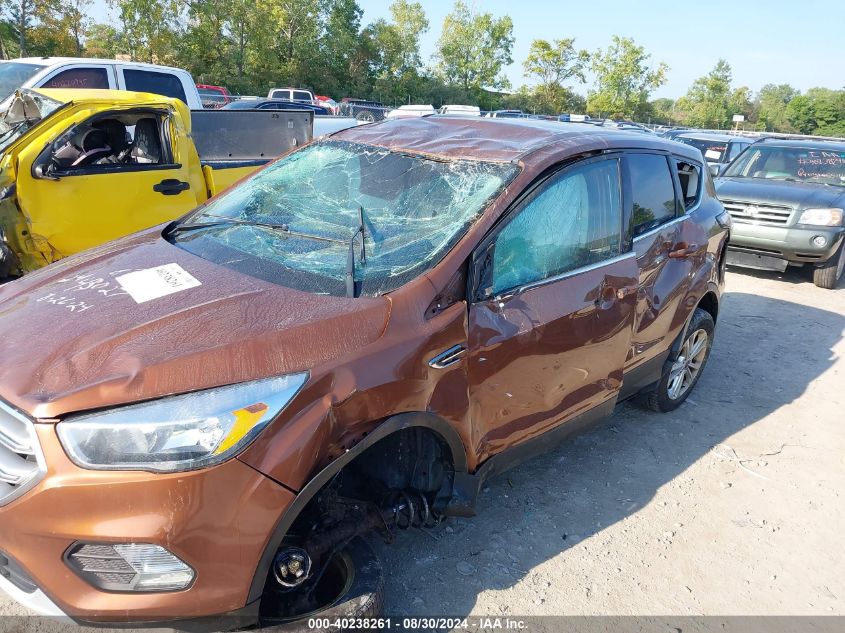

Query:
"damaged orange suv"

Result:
[[0, 118, 729, 627]]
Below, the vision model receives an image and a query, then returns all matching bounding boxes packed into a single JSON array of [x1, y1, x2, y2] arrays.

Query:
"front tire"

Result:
[[813, 239, 845, 289], [260, 538, 383, 632], [646, 308, 715, 413]]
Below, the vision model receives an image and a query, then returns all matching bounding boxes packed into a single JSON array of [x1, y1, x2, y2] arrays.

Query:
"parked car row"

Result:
[[650, 125, 845, 288]]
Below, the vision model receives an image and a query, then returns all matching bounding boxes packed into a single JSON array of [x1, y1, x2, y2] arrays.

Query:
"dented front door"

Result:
[[466, 156, 639, 463]]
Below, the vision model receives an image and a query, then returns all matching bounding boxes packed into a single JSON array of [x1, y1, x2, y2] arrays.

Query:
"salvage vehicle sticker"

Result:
[[116, 264, 202, 303]]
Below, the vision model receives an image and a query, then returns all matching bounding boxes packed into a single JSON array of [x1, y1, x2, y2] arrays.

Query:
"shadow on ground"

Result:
[[372, 289, 845, 615]]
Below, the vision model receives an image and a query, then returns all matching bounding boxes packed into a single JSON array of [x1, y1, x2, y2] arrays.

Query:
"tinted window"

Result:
[[492, 160, 622, 294], [293, 91, 312, 101], [123, 69, 187, 104], [42, 67, 109, 90], [629, 154, 677, 236], [270, 90, 290, 99]]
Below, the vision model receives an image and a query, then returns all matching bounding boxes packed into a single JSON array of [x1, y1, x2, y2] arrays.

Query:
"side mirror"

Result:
[[33, 163, 59, 181], [708, 163, 721, 177]]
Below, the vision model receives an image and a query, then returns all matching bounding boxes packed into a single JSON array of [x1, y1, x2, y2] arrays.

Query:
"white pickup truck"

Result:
[[0, 57, 203, 110]]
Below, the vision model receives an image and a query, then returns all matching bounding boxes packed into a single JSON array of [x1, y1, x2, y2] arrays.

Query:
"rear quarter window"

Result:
[[42, 67, 109, 89], [123, 69, 187, 104]]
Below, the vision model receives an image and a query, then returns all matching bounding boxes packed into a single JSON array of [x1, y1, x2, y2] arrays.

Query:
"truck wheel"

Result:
[[812, 240, 845, 289], [355, 111, 376, 123], [646, 308, 715, 413], [260, 537, 383, 632]]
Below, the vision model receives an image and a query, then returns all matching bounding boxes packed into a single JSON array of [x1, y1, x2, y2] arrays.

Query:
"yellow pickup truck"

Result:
[[0, 89, 312, 276]]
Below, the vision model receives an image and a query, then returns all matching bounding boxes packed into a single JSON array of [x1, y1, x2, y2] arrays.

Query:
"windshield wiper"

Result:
[[169, 215, 345, 244], [346, 206, 367, 298]]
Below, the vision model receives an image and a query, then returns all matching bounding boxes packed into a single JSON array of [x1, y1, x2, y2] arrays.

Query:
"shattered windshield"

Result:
[[0, 90, 64, 154], [723, 145, 845, 186], [172, 140, 518, 296]]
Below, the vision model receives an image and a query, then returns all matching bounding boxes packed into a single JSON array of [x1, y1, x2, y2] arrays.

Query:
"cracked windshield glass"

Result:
[[172, 140, 518, 296]]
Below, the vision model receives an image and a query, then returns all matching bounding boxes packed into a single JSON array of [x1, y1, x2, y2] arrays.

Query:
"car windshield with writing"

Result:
[[169, 140, 518, 296], [723, 145, 845, 186]]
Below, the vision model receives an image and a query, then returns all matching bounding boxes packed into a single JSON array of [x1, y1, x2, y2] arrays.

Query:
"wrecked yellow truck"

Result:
[[0, 89, 312, 276]]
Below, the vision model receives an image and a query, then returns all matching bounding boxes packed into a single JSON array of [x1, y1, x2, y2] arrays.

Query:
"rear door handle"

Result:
[[668, 242, 699, 259], [153, 179, 190, 195]]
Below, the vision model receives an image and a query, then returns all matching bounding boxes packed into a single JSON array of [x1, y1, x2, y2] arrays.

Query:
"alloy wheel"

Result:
[[667, 328, 709, 400]]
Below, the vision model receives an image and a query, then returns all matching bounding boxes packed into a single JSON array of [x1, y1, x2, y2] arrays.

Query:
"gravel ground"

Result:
[[1, 267, 843, 629], [376, 267, 845, 617]]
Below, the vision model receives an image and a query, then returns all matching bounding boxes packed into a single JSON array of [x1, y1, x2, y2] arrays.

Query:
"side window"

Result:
[[48, 112, 166, 174], [673, 159, 702, 209], [293, 90, 312, 101], [270, 89, 290, 100], [123, 69, 187, 104], [492, 160, 622, 295], [628, 153, 678, 237], [41, 67, 109, 90]]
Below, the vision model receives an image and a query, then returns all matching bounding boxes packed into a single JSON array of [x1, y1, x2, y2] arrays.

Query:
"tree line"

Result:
[[1, 0, 843, 135]]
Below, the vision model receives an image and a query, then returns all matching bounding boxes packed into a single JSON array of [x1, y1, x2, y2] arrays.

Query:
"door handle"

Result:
[[428, 345, 467, 369], [668, 242, 699, 259], [594, 283, 619, 309], [153, 179, 190, 195]]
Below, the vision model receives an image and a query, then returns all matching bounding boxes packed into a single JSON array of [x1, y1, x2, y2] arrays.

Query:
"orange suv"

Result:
[[0, 118, 729, 627]]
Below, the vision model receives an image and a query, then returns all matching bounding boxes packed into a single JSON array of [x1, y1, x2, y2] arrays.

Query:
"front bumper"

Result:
[[728, 222, 845, 268], [0, 423, 295, 623]]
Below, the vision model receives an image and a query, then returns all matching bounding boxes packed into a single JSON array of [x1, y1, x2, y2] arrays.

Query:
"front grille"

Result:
[[0, 400, 45, 506], [721, 200, 793, 225]]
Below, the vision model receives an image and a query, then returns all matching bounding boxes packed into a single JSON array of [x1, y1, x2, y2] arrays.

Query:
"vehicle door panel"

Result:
[[14, 111, 202, 261], [466, 155, 637, 463], [468, 255, 638, 461], [626, 153, 705, 373]]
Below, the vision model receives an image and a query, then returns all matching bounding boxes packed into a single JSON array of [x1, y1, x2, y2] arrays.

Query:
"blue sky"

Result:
[[92, 0, 845, 98]]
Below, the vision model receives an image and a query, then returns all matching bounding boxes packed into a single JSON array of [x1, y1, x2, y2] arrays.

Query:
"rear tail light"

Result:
[[66, 543, 194, 592]]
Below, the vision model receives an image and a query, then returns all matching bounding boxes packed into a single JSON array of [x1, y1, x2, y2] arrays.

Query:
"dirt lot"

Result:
[[1, 267, 843, 628], [376, 267, 845, 617]]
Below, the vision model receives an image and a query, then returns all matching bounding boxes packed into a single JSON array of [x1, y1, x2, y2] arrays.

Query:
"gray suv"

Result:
[[715, 139, 845, 288]]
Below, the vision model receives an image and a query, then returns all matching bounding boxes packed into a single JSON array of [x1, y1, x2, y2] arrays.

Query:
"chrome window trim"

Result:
[[632, 215, 687, 243], [496, 252, 637, 300], [0, 400, 47, 507]]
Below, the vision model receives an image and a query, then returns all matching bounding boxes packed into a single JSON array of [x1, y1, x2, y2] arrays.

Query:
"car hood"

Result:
[[715, 177, 845, 209], [0, 229, 390, 419]]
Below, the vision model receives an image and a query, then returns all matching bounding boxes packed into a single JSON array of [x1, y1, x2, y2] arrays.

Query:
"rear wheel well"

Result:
[[698, 291, 719, 323]]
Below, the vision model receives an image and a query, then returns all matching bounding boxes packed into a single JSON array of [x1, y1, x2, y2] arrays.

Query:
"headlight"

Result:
[[57, 373, 307, 472], [798, 208, 843, 226]]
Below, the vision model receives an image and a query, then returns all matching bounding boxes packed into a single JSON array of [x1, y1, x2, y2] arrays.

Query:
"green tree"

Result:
[[648, 97, 676, 125], [109, 0, 180, 63], [756, 83, 798, 132], [676, 59, 733, 128], [587, 36, 667, 119], [435, 0, 514, 93], [523, 38, 588, 113], [84, 21, 125, 58], [787, 94, 815, 134], [319, 0, 367, 97]]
